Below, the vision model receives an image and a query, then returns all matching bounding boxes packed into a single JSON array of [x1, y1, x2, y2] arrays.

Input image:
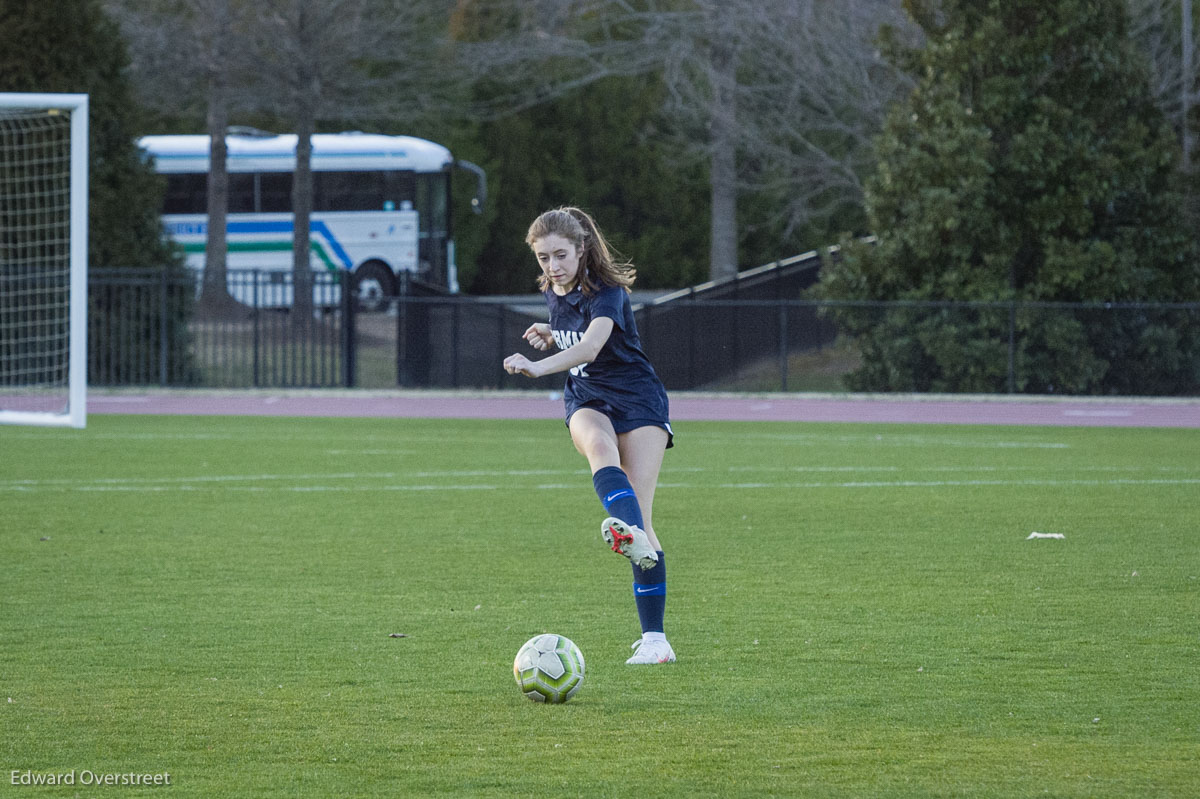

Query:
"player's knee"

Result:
[[578, 438, 618, 466], [588, 440, 620, 464], [572, 429, 615, 460]]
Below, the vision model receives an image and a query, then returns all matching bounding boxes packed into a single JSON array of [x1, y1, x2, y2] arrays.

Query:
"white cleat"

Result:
[[602, 517, 658, 571], [626, 637, 676, 665]]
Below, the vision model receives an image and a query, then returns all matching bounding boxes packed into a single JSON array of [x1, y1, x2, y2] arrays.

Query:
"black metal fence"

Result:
[[641, 297, 1200, 394], [85, 267, 1200, 395], [89, 268, 194, 386], [89, 268, 352, 388]]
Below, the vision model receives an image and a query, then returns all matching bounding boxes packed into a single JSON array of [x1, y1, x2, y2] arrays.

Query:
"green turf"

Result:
[[2, 413, 1197, 797]]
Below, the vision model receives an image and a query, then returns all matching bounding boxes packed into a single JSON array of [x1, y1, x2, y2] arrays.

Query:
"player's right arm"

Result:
[[505, 317, 613, 378], [523, 323, 555, 352]]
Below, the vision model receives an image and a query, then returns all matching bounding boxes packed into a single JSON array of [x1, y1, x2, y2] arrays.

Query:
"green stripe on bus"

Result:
[[182, 240, 339, 271]]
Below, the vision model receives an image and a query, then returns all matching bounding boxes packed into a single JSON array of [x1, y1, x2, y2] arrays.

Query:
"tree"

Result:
[[1127, 0, 1200, 231], [1, 0, 178, 272], [106, 0, 257, 318], [249, 0, 358, 319], [632, 0, 914, 280], [454, 0, 913, 284], [1128, 0, 1199, 169], [815, 0, 1200, 394], [452, 73, 709, 294], [445, 0, 706, 292], [246, 0, 460, 316], [114, 0, 462, 315], [0, 0, 193, 377]]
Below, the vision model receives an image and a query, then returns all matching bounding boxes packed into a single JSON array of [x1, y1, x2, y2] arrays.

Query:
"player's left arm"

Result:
[[503, 316, 614, 378]]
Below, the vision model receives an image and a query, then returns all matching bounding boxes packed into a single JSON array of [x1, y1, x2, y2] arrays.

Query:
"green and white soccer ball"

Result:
[[513, 634, 585, 703]]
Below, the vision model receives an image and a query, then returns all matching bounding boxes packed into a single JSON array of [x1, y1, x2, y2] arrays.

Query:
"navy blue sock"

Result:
[[632, 552, 667, 634], [592, 466, 644, 529]]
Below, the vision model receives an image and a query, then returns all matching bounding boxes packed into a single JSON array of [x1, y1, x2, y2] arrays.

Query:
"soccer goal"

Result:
[[0, 93, 89, 428]]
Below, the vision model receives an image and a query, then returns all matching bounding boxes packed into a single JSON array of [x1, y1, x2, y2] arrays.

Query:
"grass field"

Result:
[[2, 413, 1198, 797]]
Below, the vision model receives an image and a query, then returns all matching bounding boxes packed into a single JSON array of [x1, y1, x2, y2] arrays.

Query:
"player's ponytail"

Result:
[[527, 207, 635, 295]]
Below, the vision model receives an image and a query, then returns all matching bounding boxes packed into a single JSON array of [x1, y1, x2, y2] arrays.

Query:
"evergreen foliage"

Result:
[[0, 0, 180, 272], [0, 0, 193, 379], [816, 0, 1200, 394], [444, 74, 710, 295]]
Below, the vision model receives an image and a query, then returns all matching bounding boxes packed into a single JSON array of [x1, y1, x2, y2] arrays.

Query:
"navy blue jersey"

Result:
[[545, 283, 672, 442]]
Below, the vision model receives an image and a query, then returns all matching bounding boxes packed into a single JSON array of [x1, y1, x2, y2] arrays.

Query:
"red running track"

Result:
[[84, 390, 1200, 428]]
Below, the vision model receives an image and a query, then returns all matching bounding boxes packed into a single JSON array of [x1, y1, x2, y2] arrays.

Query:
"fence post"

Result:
[[252, 270, 261, 388], [159, 267, 169, 386], [341, 270, 356, 388], [451, 298, 461, 388], [496, 302, 507, 389], [688, 289, 697, 389], [1007, 299, 1016, 394], [396, 270, 409, 386], [778, 301, 788, 392], [731, 281, 740, 385]]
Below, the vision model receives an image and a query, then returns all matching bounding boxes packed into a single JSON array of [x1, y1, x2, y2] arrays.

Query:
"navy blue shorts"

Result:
[[564, 394, 674, 449]]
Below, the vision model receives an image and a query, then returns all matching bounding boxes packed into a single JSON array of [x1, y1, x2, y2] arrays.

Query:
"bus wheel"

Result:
[[352, 261, 396, 312]]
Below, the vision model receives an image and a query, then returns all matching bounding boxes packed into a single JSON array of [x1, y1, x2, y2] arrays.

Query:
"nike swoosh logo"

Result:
[[635, 586, 662, 594], [604, 491, 627, 504]]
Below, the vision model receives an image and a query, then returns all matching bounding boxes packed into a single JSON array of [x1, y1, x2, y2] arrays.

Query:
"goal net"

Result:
[[0, 93, 88, 428]]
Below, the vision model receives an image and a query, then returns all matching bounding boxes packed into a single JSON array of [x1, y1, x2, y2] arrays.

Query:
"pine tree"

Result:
[[816, 0, 1200, 394]]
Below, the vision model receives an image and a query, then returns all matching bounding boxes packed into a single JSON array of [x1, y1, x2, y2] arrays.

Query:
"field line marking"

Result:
[[717, 478, 1200, 489], [6, 477, 1198, 493], [685, 432, 1072, 448]]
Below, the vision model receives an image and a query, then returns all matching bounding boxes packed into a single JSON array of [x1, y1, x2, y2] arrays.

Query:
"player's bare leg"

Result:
[[570, 410, 657, 568], [568, 407, 621, 471], [616, 425, 669, 550], [617, 424, 674, 664]]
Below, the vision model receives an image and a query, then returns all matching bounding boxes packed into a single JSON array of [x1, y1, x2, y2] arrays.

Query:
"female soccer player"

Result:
[[503, 207, 676, 665]]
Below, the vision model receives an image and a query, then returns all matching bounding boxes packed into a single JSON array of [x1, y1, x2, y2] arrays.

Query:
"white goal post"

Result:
[[0, 93, 88, 428]]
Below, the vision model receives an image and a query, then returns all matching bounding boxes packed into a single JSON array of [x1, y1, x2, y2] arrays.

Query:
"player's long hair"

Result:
[[526, 207, 635, 295]]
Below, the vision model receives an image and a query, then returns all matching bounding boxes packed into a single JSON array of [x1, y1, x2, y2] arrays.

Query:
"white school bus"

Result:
[[139, 130, 477, 307]]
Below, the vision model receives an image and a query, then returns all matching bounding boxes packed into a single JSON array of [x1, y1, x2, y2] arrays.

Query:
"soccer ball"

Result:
[[513, 633, 585, 703]]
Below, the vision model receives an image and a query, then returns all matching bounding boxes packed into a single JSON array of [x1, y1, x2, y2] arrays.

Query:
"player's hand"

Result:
[[503, 353, 543, 378], [523, 323, 554, 351]]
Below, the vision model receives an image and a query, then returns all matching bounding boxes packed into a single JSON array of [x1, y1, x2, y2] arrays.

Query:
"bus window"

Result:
[[229, 173, 255, 213], [414, 175, 431, 233], [383, 171, 415, 211], [414, 172, 448, 234], [314, 171, 385, 211], [259, 172, 291, 212], [163, 173, 206, 214], [430, 172, 448, 233]]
